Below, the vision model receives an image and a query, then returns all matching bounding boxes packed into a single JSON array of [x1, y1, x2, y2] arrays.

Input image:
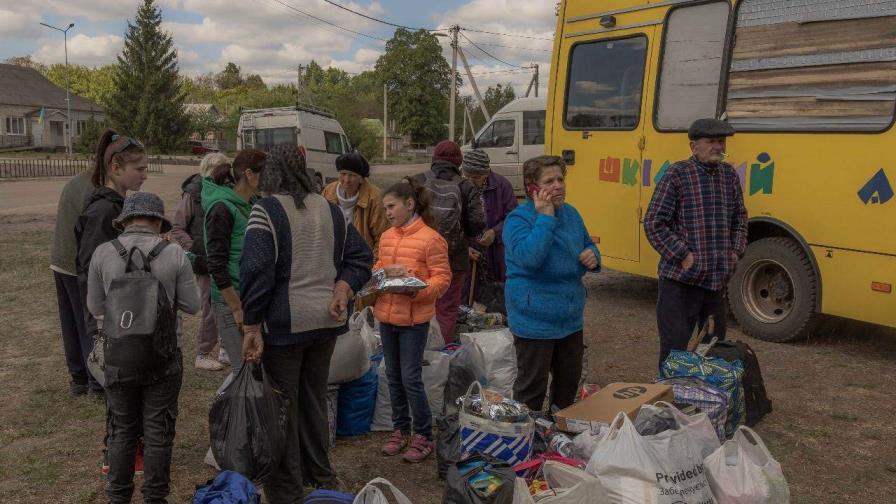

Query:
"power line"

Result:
[[268, 0, 388, 41], [461, 27, 553, 41], [469, 68, 530, 76], [321, 0, 437, 31], [460, 31, 529, 69], [466, 40, 551, 53]]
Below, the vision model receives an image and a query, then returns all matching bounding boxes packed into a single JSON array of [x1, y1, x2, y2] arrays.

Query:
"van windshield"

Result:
[[252, 127, 297, 151]]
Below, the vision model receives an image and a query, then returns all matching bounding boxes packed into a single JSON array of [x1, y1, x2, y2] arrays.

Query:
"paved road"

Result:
[[0, 163, 426, 217]]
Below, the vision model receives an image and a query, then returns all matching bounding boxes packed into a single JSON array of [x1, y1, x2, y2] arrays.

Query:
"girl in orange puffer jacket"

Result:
[[374, 181, 451, 463]]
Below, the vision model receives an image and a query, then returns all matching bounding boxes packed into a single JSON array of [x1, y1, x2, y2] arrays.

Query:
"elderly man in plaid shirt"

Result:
[[644, 118, 748, 368]]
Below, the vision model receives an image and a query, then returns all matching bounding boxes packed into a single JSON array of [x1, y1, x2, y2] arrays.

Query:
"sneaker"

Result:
[[101, 450, 109, 476], [402, 434, 433, 463], [134, 439, 144, 475], [195, 353, 225, 371], [381, 430, 408, 456], [70, 379, 88, 397], [218, 347, 231, 367]]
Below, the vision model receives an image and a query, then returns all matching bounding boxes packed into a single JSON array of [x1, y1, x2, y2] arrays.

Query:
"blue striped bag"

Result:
[[459, 382, 534, 465], [656, 376, 729, 441], [660, 350, 745, 437]]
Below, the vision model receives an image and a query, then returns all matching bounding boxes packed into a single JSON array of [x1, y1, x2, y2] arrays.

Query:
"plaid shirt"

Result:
[[644, 156, 748, 291]]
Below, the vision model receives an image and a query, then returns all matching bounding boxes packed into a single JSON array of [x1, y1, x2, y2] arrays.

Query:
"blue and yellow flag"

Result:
[[38, 107, 45, 125]]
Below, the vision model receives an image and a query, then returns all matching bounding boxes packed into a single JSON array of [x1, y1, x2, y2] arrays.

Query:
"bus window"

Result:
[[564, 36, 648, 130], [523, 110, 546, 145], [255, 127, 296, 152], [477, 119, 516, 148], [726, 0, 896, 131], [324, 131, 344, 154], [655, 1, 729, 130]]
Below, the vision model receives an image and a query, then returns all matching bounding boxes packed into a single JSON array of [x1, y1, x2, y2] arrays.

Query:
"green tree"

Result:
[[75, 114, 107, 154], [469, 83, 516, 134], [375, 28, 456, 144], [45, 64, 116, 108], [216, 62, 244, 90], [107, 0, 189, 152]]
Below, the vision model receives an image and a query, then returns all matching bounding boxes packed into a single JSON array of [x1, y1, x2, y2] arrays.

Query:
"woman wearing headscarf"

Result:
[[239, 145, 373, 502]]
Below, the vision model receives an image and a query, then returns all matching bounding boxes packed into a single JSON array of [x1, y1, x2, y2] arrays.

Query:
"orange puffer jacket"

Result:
[[374, 217, 452, 326]]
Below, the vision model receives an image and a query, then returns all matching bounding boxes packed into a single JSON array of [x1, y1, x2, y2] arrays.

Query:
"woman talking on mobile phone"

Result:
[[502, 155, 601, 413]]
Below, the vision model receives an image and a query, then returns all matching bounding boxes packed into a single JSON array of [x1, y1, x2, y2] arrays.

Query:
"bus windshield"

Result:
[[251, 127, 296, 151]]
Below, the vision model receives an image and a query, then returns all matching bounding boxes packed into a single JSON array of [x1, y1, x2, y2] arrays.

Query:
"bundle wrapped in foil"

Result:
[[458, 389, 530, 423], [358, 268, 427, 297]]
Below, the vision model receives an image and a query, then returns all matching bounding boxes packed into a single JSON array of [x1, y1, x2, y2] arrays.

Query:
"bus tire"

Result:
[[728, 237, 817, 343]]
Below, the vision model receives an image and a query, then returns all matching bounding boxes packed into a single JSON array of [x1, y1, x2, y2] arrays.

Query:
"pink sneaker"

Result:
[[381, 430, 408, 456], [402, 434, 433, 463]]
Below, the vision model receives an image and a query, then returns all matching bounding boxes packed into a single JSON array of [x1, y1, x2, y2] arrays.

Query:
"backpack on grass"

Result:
[[708, 340, 773, 426], [103, 239, 177, 386]]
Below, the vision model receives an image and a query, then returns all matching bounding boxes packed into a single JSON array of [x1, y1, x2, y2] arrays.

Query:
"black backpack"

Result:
[[708, 340, 773, 426], [415, 171, 465, 258], [103, 240, 177, 386]]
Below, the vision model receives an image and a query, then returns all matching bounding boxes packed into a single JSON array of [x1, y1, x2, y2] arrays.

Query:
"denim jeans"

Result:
[[214, 302, 243, 371], [380, 322, 432, 439], [105, 352, 182, 504], [263, 333, 337, 503], [656, 278, 727, 369]]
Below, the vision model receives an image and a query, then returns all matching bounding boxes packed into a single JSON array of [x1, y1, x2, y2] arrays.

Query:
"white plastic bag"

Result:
[[459, 328, 517, 398], [328, 307, 376, 384], [653, 401, 721, 460], [353, 477, 413, 504], [513, 461, 609, 504], [370, 350, 451, 431], [426, 322, 445, 350], [586, 412, 716, 504], [573, 424, 610, 460], [705, 426, 790, 504]]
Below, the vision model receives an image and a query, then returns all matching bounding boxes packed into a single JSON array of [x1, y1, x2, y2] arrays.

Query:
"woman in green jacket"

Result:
[[202, 149, 266, 371]]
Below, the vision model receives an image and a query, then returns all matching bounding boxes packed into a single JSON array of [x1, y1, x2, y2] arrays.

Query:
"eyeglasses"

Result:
[[104, 134, 145, 166]]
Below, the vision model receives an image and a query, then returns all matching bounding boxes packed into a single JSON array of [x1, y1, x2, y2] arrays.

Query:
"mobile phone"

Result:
[[526, 183, 540, 198]]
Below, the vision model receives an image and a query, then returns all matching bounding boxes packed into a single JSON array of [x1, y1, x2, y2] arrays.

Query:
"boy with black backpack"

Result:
[[409, 140, 485, 343], [87, 192, 200, 503]]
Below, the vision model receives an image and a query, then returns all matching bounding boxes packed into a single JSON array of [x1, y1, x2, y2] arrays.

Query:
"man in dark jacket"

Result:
[[410, 140, 485, 343], [644, 118, 748, 368], [51, 171, 95, 396]]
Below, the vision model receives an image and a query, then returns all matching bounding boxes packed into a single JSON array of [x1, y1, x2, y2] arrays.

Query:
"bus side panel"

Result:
[[813, 246, 896, 328]]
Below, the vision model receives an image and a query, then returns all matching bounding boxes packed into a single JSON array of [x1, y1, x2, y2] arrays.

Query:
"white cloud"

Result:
[[0, 9, 42, 39], [34, 33, 124, 67]]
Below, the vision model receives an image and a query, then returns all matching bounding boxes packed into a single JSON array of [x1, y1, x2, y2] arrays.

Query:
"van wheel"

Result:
[[728, 237, 818, 343]]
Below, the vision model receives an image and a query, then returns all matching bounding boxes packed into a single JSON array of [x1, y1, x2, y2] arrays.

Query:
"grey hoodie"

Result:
[[87, 225, 201, 346]]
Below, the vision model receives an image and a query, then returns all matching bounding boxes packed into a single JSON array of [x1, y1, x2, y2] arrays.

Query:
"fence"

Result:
[[0, 156, 164, 179]]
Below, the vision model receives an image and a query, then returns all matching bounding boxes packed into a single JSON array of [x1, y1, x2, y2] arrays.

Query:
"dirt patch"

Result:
[[1, 194, 894, 503]]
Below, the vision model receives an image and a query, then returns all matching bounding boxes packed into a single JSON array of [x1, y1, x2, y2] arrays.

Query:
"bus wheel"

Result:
[[728, 237, 817, 343]]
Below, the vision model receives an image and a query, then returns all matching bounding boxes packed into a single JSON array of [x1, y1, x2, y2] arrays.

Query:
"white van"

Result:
[[466, 97, 546, 194], [237, 103, 351, 186]]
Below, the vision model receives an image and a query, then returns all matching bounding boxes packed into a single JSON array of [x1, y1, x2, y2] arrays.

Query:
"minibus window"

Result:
[[564, 36, 647, 130]]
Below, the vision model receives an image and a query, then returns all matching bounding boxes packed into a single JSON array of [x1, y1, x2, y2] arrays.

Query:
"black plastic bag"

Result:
[[443, 343, 487, 416], [436, 413, 461, 480], [443, 454, 515, 504], [209, 362, 288, 483]]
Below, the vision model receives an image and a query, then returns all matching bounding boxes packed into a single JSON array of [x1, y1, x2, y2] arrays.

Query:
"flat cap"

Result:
[[688, 118, 735, 141]]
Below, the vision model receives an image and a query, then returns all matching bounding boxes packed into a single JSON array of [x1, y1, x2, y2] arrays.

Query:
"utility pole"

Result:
[[534, 64, 540, 98], [383, 83, 388, 161], [461, 106, 467, 145], [448, 25, 459, 142], [457, 44, 491, 122], [40, 22, 74, 155]]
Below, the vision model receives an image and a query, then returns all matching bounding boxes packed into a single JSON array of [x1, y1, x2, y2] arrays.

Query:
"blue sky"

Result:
[[0, 0, 555, 95]]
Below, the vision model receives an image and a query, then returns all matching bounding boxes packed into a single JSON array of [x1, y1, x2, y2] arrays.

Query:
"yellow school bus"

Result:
[[547, 0, 896, 341]]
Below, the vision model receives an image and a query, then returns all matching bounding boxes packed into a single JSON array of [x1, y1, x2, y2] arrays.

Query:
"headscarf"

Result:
[[258, 144, 316, 209]]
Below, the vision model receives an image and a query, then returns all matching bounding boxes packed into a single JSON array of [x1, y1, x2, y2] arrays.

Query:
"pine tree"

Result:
[[107, 0, 189, 153]]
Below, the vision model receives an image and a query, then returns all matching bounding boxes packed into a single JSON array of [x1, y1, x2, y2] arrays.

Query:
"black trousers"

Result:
[[105, 355, 182, 504], [656, 278, 727, 368], [54, 271, 89, 384], [263, 334, 337, 504], [77, 277, 103, 391], [512, 331, 584, 412]]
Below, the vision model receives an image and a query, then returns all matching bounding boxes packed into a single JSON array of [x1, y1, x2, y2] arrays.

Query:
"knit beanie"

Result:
[[461, 148, 490, 176], [432, 140, 463, 168], [336, 151, 370, 178]]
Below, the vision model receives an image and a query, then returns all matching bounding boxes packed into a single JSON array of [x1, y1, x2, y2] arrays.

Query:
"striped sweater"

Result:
[[239, 194, 373, 346]]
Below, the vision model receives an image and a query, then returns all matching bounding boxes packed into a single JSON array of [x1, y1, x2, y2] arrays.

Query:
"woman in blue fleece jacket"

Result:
[[503, 155, 601, 412]]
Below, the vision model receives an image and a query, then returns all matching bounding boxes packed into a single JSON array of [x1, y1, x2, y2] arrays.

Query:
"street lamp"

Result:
[[39, 21, 75, 156]]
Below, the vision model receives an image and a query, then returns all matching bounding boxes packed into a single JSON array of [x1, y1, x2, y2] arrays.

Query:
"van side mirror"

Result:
[[471, 138, 479, 149]]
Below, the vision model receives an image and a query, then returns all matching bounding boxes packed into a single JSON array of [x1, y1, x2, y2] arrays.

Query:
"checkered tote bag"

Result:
[[459, 382, 534, 465]]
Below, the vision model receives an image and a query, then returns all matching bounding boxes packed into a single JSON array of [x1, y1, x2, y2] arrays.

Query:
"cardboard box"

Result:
[[554, 383, 673, 433]]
